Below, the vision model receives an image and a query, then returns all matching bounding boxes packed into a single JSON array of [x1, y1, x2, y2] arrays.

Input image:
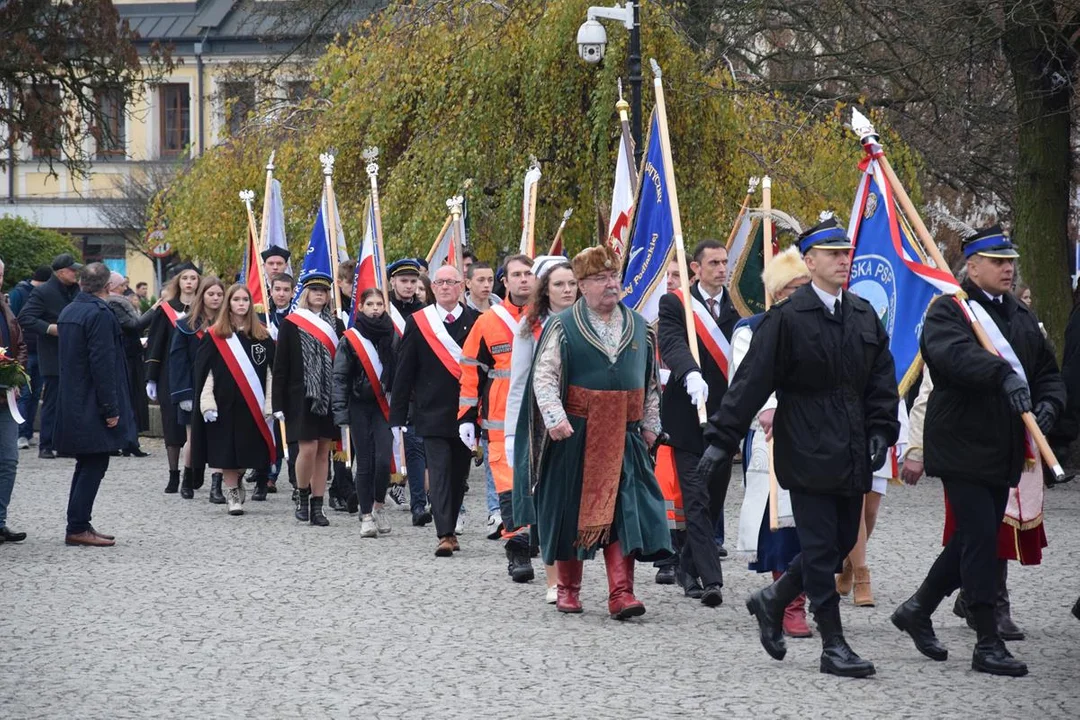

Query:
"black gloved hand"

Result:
[[868, 433, 889, 472], [1034, 400, 1057, 435], [696, 444, 729, 482], [1001, 373, 1032, 415]]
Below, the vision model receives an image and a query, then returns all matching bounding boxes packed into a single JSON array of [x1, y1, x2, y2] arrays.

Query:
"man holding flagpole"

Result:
[[697, 217, 899, 678]]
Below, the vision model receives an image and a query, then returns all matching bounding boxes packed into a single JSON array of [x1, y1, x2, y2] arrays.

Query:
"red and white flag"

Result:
[[351, 197, 384, 326], [606, 123, 635, 259]]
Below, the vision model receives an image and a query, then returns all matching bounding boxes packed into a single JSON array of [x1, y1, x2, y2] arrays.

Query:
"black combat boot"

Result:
[[295, 488, 311, 521], [994, 560, 1025, 641], [745, 565, 802, 661], [891, 581, 949, 661], [179, 467, 195, 499], [972, 604, 1028, 677], [309, 495, 330, 527], [816, 606, 876, 678], [164, 469, 180, 494], [251, 473, 268, 502], [505, 535, 535, 583], [209, 473, 226, 504]]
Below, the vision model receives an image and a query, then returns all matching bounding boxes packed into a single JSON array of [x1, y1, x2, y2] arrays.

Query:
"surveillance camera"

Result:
[[576, 19, 607, 64]]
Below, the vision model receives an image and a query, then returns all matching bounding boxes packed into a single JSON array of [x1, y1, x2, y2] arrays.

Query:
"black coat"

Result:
[[703, 283, 900, 496], [17, 274, 77, 376], [1054, 303, 1080, 444], [143, 298, 191, 446], [331, 329, 396, 426], [922, 281, 1064, 487], [658, 284, 739, 454], [168, 316, 207, 406], [271, 313, 346, 421], [54, 293, 137, 456], [105, 294, 152, 433], [389, 306, 478, 437]]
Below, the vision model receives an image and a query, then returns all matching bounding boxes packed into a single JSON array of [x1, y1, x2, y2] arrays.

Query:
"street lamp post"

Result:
[[577, 2, 643, 165]]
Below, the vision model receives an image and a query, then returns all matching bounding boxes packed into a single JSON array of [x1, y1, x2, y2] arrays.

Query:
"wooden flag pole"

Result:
[[724, 177, 761, 251], [364, 147, 391, 307], [651, 59, 706, 427], [320, 152, 351, 467], [850, 109, 1069, 482], [426, 214, 455, 266], [526, 167, 540, 258], [616, 79, 638, 190], [547, 208, 573, 255], [240, 189, 268, 313], [760, 176, 781, 531], [259, 151, 275, 250]]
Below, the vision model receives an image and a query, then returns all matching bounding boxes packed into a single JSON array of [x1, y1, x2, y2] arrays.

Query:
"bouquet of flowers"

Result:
[[0, 347, 30, 391]]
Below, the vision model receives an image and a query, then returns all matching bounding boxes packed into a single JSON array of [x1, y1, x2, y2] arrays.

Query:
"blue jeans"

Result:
[[404, 426, 427, 515], [16, 352, 40, 441], [481, 437, 499, 514], [66, 453, 110, 535], [38, 374, 59, 451], [0, 409, 19, 527]]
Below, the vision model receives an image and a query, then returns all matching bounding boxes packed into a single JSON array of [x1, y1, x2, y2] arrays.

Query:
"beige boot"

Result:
[[836, 557, 854, 596], [853, 565, 875, 607]]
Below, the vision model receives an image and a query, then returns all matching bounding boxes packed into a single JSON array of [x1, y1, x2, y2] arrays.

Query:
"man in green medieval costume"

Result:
[[514, 245, 671, 619]]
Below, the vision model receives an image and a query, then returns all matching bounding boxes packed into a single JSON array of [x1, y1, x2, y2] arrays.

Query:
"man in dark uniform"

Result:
[[697, 217, 899, 678], [390, 265, 478, 556], [657, 239, 736, 606], [387, 258, 430, 524], [891, 226, 1063, 677], [263, 268, 294, 496]]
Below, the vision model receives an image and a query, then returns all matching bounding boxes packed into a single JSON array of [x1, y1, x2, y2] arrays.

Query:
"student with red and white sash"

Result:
[[505, 256, 578, 604], [656, 239, 738, 608], [390, 265, 478, 557], [332, 288, 397, 538], [144, 262, 201, 494], [168, 276, 224, 500], [272, 271, 345, 528], [893, 226, 1063, 678], [196, 284, 275, 516]]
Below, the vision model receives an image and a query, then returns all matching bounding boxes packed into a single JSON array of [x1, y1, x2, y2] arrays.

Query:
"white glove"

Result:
[[273, 411, 284, 421], [459, 422, 476, 451], [145, 381, 157, 401], [179, 400, 192, 412], [203, 410, 218, 422], [505, 436, 515, 469], [683, 370, 709, 411]]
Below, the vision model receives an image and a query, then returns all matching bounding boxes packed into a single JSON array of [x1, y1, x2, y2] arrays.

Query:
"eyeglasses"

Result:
[[585, 272, 620, 285], [432, 279, 461, 287]]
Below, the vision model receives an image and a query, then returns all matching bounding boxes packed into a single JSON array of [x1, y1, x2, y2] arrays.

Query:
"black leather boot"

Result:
[[994, 560, 1025, 641], [295, 488, 311, 521], [251, 473, 268, 502], [1072, 596, 1080, 621], [891, 581, 949, 661], [208, 473, 226, 504], [180, 467, 195, 499], [678, 568, 704, 599], [309, 495, 329, 526], [816, 606, 876, 678], [953, 591, 976, 630], [655, 564, 676, 585], [505, 536, 535, 583], [745, 566, 802, 661], [164, 469, 180, 494], [972, 604, 1028, 676]]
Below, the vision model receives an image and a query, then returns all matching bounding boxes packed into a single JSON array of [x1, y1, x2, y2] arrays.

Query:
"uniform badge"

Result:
[[863, 192, 878, 220], [252, 343, 267, 366]]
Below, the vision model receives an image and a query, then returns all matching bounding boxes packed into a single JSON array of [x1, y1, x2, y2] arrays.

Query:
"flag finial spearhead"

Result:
[[649, 58, 661, 79], [851, 108, 878, 143], [447, 195, 464, 216], [239, 189, 255, 207], [563, 208, 573, 222], [364, 147, 380, 178], [747, 176, 761, 195]]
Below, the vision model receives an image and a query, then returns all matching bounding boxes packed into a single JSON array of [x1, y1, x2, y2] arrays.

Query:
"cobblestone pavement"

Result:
[[2, 439, 1079, 719]]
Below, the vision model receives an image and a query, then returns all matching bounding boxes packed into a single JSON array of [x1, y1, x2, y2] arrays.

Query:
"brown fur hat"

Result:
[[572, 245, 620, 279]]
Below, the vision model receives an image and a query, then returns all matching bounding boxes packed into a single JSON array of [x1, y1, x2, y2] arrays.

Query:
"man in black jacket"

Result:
[[390, 265, 478, 556], [17, 254, 81, 459], [697, 217, 899, 678], [657, 239, 737, 606], [891, 226, 1064, 677]]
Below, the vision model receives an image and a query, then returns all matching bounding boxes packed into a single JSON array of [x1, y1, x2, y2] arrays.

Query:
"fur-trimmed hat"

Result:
[[571, 245, 620, 279], [762, 246, 810, 302]]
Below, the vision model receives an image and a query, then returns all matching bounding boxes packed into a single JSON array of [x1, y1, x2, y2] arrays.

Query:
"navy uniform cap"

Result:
[[388, 258, 421, 277], [414, 257, 429, 271], [797, 216, 853, 254], [962, 224, 1019, 259]]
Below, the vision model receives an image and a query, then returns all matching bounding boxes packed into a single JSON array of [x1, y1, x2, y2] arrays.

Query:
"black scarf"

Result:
[[355, 312, 395, 391]]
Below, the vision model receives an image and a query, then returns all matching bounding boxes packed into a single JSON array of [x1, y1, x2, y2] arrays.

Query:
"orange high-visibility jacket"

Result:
[[458, 302, 527, 493]]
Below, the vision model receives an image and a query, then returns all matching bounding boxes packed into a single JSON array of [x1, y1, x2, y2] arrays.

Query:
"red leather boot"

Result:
[[556, 559, 583, 613], [603, 541, 646, 620], [772, 570, 812, 638]]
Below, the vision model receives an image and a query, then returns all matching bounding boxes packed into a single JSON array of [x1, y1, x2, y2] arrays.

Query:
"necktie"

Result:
[[706, 298, 718, 319], [445, 313, 456, 324], [833, 299, 841, 316]]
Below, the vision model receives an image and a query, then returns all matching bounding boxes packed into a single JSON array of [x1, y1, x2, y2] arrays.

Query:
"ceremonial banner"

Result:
[[289, 199, 337, 311], [426, 214, 457, 273], [847, 158, 960, 393], [607, 122, 635, 259], [351, 197, 385, 327], [263, 179, 291, 275], [240, 219, 268, 313], [728, 218, 767, 317], [622, 112, 675, 323], [519, 164, 541, 256]]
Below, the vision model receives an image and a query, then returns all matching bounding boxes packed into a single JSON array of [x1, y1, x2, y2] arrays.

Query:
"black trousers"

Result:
[[350, 402, 392, 515], [923, 478, 1009, 609], [786, 491, 863, 613], [673, 448, 727, 587], [424, 436, 472, 538], [66, 453, 110, 535]]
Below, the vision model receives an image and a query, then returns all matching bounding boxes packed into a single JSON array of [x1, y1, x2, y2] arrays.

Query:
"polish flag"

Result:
[[606, 125, 635, 259]]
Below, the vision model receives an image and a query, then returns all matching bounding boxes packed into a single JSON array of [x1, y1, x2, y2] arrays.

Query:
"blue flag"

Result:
[[847, 159, 959, 392], [622, 112, 675, 322], [289, 202, 334, 311]]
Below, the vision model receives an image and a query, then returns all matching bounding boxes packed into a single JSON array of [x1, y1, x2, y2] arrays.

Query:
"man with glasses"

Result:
[[518, 246, 671, 618]]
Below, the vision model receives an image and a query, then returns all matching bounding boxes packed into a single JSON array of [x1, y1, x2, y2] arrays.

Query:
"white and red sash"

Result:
[[389, 305, 406, 337], [490, 303, 523, 339], [344, 328, 391, 421], [287, 307, 339, 358], [673, 289, 731, 381], [210, 333, 276, 462], [161, 302, 186, 329], [953, 296, 1037, 463], [413, 305, 463, 379]]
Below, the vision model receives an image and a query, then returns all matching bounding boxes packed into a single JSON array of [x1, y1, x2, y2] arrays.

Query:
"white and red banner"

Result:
[[606, 122, 635, 259], [351, 197, 385, 327]]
